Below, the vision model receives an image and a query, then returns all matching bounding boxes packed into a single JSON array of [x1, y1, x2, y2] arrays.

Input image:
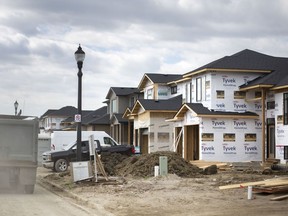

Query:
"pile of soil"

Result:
[[101, 151, 201, 178], [100, 152, 129, 176]]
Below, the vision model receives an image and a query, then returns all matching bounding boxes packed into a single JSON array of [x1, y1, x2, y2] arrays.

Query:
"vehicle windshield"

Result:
[[63, 141, 76, 150], [103, 137, 118, 146]]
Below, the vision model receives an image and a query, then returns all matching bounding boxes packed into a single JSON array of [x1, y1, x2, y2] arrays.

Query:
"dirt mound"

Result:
[[102, 151, 201, 178], [101, 152, 130, 176]]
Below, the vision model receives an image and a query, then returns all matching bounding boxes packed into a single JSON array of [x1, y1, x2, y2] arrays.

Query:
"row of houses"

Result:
[[40, 49, 288, 163]]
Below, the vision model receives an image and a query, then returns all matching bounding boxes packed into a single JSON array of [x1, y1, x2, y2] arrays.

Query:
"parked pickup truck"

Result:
[[42, 139, 135, 172]]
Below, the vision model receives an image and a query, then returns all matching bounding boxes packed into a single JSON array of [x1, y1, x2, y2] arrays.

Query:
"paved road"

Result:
[[0, 184, 95, 216]]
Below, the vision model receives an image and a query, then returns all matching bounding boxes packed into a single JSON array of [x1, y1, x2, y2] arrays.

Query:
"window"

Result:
[[267, 101, 275, 110], [205, 80, 210, 100], [103, 137, 117, 146], [216, 90, 225, 99], [284, 93, 288, 125], [111, 99, 117, 113], [234, 91, 246, 99], [185, 83, 189, 103], [196, 77, 202, 101], [171, 86, 177, 94], [255, 91, 262, 98], [147, 88, 153, 99]]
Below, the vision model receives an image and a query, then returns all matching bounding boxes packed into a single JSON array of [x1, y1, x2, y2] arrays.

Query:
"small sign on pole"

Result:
[[74, 114, 81, 122]]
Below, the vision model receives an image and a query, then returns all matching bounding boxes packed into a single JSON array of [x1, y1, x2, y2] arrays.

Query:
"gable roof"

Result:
[[40, 109, 57, 118], [130, 95, 182, 115], [111, 113, 128, 123], [240, 66, 288, 90], [62, 107, 109, 130], [40, 106, 77, 119], [122, 107, 132, 119], [181, 49, 288, 91], [170, 103, 258, 121], [82, 106, 107, 124], [106, 87, 140, 99], [184, 49, 286, 78], [87, 113, 110, 125], [138, 73, 182, 90]]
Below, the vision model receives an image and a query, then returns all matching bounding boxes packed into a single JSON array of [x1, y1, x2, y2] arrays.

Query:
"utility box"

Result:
[[71, 161, 93, 182], [159, 156, 168, 176]]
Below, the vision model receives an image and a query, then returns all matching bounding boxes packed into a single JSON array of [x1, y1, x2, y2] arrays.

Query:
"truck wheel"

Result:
[[54, 159, 68, 172]]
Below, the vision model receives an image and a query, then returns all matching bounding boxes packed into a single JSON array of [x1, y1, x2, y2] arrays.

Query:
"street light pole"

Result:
[[14, 100, 18, 116], [74, 44, 85, 161]]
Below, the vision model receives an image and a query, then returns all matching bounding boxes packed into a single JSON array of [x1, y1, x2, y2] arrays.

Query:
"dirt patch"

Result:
[[102, 151, 201, 178], [38, 153, 288, 216]]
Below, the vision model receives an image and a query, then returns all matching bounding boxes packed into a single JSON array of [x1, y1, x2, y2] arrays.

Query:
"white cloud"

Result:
[[0, 0, 288, 116]]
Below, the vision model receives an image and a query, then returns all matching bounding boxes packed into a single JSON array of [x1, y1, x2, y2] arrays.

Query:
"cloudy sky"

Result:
[[1, 0, 288, 117]]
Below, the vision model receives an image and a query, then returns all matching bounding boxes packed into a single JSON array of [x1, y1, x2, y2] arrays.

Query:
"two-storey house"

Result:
[[40, 106, 78, 133], [124, 73, 182, 153], [105, 87, 143, 144], [123, 50, 288, 163], [40, 106, 109, 134], [168, 49, 288, 163]]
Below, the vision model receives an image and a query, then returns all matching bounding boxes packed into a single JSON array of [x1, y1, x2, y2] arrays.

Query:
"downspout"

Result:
[[261, 88, 266, 163]]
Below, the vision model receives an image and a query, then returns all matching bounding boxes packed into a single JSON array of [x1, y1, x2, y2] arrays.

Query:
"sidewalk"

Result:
[[36, 167, 115, 216]]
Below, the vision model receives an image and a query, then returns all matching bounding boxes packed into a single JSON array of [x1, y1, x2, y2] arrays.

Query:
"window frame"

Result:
[[196, 77, 202, 102], [111, 99, 117, 114], [267, 101, 275, 110], [171, 86, 177, 94]]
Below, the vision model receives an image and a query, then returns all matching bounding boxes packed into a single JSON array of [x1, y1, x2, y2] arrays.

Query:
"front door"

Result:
[[267, 125, 275, 159], [185, 125, 199, 161]]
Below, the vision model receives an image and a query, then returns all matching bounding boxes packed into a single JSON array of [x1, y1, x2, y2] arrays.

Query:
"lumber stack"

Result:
[[190, 160, 229, 170], [219, 177, 288, 201]]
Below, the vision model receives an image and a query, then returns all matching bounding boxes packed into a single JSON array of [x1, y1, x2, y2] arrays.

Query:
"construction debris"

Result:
[[219, 176, 288, 201], [190, 160, 228, 170], [219, 177, 288, 190], [270, 194, 288, 201]]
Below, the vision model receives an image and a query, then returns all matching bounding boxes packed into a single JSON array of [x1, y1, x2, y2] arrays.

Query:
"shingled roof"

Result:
[[184, 49, 284, 76], [138, 73, 182, 90], [111, 113, 128, 123], [106, 87, 140, 99], [82, 106, 107, 124], [87, 113, 110, 125], [131, 95, 182, 115], [170, 103, 258, 121], [182, 49, 288, 90], [40, 106, 77, 119]]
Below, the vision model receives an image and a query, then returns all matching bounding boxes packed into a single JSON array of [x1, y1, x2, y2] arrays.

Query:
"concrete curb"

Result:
[[37, 178, 115, 216]]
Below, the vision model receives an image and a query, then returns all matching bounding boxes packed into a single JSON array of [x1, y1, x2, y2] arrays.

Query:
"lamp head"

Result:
[[14, 100, 18, 109], [74, 44, 85, 63]]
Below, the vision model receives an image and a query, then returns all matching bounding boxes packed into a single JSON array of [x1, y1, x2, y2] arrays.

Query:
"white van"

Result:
[[50, 131, 118, 151]]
